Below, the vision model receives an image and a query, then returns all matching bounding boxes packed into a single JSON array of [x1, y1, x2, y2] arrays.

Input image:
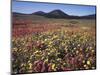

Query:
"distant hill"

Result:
[[33, 11, 46, 16], [13, 12, 46, 21], [13, 9, 96, 19], [45, 10, 70, 18], [80, 14, 96, 19]]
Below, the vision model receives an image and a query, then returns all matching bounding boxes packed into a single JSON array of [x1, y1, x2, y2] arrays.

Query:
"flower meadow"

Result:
[[12, 27, 96, 74]]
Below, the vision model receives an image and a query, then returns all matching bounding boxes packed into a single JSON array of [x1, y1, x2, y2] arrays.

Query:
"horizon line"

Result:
[[12, 9, 96, 17]]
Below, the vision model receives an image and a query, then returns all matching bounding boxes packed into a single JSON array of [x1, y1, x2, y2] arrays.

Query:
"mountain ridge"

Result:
[[13, 9, 96, 19]]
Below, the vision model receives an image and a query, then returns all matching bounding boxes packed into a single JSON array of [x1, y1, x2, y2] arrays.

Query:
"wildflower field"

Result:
[[12, 19, 96, 74]]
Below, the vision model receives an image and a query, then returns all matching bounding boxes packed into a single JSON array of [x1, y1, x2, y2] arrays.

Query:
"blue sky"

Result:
[[12, 1, 96, 16]]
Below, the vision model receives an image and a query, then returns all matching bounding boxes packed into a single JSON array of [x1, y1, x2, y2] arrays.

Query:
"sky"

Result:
[[12, 1, 96, 16]]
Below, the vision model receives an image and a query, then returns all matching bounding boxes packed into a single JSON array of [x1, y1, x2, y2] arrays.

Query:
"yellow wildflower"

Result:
[[87, 60, 91, 65], [52, 64, 55, 70]]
